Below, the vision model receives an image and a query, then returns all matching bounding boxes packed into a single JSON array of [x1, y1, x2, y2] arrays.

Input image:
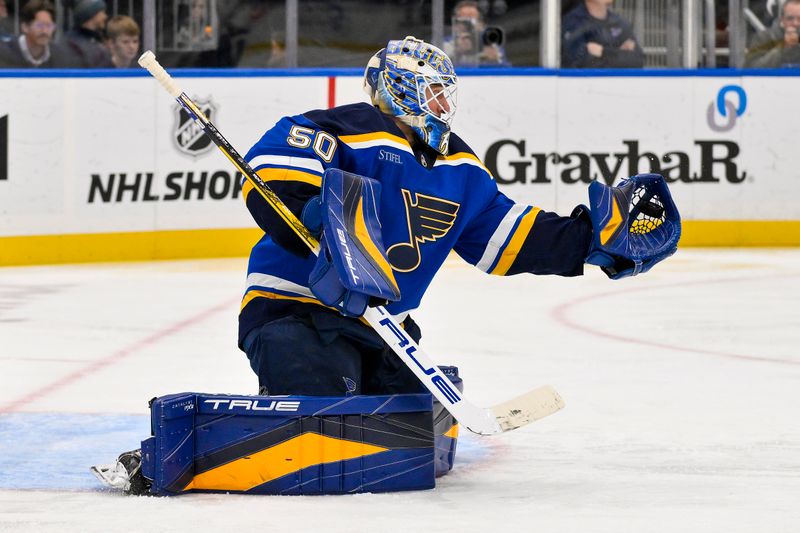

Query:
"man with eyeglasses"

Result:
[[746, 0, 800, 67], [0, 0, 74, 68]]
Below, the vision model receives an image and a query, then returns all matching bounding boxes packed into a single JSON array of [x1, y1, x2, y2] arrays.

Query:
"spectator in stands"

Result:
[[0, 0, 74, 68], [0, 0, 15, 41], [443, 0, 508, 66], [105, 15, 139, 68], [64, 0, 113, 67], [232, 2, 286, 68], [561, 0, 645, 68], [745, 0, 800, 67]]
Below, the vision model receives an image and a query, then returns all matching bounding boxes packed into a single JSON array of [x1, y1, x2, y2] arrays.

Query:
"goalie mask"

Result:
[[363, 36, 458, 155]]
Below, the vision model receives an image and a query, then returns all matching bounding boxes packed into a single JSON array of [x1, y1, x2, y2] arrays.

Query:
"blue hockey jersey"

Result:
[[238, 103, 591, 345]]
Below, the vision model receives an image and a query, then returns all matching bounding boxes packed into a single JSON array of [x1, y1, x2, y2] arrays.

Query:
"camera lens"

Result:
[[482, 26, 504, 46]]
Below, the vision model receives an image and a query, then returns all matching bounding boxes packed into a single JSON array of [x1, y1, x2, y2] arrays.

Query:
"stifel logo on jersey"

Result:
[[387, 189, 460, 272]]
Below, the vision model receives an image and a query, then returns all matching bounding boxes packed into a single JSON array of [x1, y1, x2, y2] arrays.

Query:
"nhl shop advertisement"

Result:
[[1, 73, 798, 241]]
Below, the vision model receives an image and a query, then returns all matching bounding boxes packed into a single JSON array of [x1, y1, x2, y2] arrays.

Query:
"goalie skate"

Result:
[[90, 449, 150, 495]]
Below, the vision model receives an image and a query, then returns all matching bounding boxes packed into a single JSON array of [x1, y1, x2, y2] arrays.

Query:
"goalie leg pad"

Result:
[[433, 366, 463, 477], [139, 391, 455, 495]]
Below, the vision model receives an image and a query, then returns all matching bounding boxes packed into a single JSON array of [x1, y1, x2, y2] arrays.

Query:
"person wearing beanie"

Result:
[[64, 0, 113, 67]]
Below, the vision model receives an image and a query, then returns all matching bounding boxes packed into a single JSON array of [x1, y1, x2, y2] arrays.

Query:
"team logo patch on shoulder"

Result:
[[387, 189, 460, 272], [173, 97, 216, 157]]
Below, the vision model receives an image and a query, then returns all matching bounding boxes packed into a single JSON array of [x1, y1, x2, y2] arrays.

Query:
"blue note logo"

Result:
[[387, 189, 460, 272], [707, 85, 747, 132]]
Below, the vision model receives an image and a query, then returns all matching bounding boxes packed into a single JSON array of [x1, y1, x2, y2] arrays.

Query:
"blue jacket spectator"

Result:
[[562, 0, 645, 68]]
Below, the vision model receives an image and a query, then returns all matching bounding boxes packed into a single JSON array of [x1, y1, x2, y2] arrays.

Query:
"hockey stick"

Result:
[[138, 51, 564, 435]]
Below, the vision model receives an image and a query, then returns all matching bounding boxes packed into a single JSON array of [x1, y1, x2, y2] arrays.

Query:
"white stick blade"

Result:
[[491, 385, 565, 432]]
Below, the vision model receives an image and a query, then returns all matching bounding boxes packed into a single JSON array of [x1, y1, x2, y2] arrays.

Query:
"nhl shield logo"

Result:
[[173, 98, 216, 156]]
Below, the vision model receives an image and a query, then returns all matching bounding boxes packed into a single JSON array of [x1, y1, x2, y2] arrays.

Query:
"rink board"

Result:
[[1, 70, 798, 265]]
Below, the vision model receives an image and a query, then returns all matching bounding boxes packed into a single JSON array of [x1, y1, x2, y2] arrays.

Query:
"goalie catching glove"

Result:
[[308, 169, 401, 317], [581, 173, 681, 279]]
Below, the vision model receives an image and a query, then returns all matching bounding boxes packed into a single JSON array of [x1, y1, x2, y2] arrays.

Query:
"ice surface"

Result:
[[1, 250, 798, 533]]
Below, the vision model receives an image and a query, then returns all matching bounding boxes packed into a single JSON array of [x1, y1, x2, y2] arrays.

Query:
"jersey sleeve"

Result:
[[455, 185, 592, 277], [242, 114, 341, 257]]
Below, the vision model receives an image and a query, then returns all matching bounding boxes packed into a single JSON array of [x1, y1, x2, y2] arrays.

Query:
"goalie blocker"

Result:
[[98, 368, 463, 496]]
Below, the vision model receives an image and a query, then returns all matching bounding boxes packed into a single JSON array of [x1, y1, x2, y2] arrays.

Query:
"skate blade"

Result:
[[90, 463, 130, 491]]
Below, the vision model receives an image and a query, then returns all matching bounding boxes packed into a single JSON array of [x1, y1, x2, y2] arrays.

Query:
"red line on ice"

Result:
[[551, 274, 800, 367], [0, 298, 238, 413]]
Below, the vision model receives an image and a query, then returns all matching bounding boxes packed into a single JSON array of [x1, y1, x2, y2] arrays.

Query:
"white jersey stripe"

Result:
[[246, 272, 412, 322], [343, 138, 414, 154], [246, 273, 313, 297], [433, 157, 488, 173], [248, 155, 324, 175], [476, 204, 528, 272]]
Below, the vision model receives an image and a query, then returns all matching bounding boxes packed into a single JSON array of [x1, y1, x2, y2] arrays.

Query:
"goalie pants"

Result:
[[243, 307, 426, 396]]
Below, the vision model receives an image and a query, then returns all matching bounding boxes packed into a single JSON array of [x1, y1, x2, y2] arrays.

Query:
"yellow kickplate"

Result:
[[184, 432, 389, 492]]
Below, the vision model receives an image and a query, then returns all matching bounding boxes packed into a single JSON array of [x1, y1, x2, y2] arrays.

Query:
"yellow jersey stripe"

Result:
[[490, 207, 542, 276], [241, 180, 254, 202], [256, 167, 322, 187], [240, 289, 324, 312], [241, 290, 371, 327], [434, 151, 491, 175], [339, 131, 410, 147], [437, 151, 481, 163]]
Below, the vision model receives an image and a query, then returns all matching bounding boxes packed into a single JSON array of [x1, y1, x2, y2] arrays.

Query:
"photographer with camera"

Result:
[[443, 0, 508, 67], [745, 0, 800, 67], [561, 0, 644, 68]]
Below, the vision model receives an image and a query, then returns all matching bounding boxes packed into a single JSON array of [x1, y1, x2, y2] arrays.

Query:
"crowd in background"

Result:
[[0, 0, 799, 70], [0, 0, 140, 67]]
